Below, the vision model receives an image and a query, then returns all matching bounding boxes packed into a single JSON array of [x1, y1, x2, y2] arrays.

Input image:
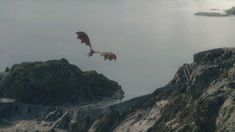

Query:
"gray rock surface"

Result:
[[1, 48, 235, 132], [89, 48, 235, 132]]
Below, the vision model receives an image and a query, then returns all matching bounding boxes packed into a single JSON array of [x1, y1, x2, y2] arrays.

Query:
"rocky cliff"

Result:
[[88, 48, 235, 132], [1, 48, 235, 132], [0, 58, 124, 106]]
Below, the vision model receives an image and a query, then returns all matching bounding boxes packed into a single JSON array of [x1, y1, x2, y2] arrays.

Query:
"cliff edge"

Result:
[[89, 48, 235, 132]]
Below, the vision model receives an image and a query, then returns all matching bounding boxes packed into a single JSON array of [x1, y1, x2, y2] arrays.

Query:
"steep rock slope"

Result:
[[91, 48, 235, 132]]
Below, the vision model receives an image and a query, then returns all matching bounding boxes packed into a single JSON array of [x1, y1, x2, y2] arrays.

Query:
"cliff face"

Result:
[[1, 48, 235, 132], [0, 58, 124, 106], [90, 48, 235, 132]]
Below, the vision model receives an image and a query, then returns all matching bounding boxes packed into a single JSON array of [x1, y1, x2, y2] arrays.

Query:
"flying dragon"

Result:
[[75, 31, 117, 61]]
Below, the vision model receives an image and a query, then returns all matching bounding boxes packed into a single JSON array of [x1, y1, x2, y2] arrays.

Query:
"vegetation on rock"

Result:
[[0, 58, 124, 106]]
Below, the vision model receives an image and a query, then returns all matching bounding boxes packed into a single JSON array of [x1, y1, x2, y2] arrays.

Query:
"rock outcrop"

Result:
[[0, 58, 124, 106], [108, 48, 235, 132], [1, 48, 235, 132], [87, 48, 235, 132]]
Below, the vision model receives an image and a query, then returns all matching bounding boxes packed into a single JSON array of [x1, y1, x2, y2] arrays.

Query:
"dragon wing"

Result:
[[75, 31, 92, 49]]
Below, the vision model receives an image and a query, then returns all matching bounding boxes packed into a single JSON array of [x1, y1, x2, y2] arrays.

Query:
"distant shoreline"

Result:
[[195, 12, 228, 17], [195, 6, 235, 17]]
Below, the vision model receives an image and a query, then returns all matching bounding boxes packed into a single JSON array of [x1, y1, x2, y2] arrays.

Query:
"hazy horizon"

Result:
[[1, 0, 235, 99]]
